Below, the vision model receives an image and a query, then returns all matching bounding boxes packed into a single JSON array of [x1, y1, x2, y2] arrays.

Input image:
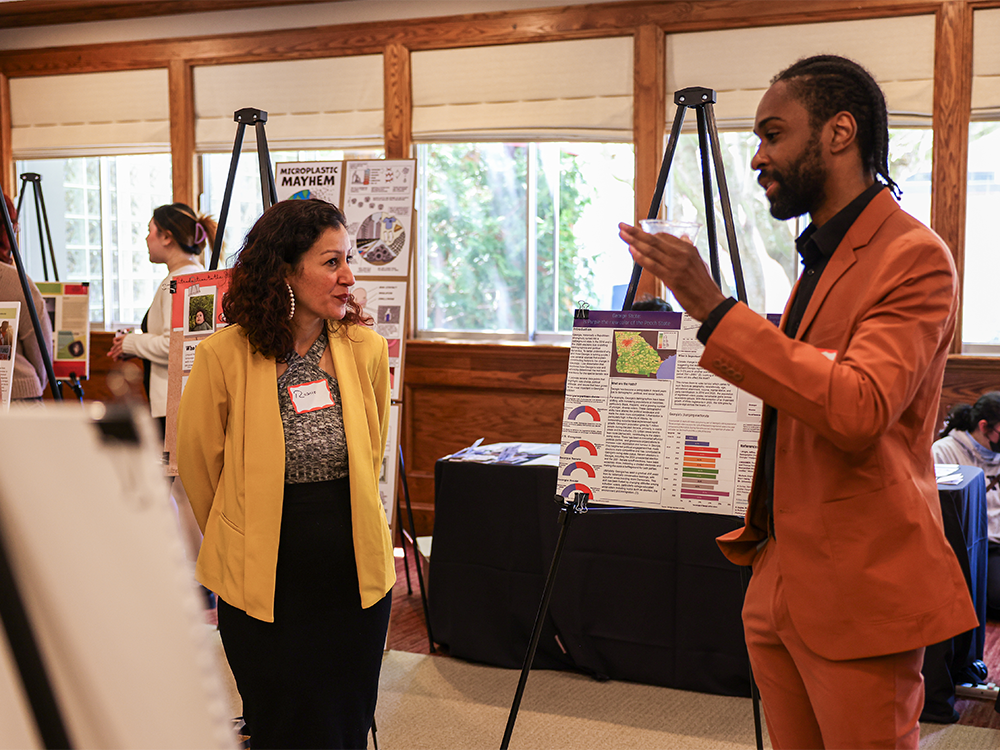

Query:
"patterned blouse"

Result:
[[276, 328, 349, 484]]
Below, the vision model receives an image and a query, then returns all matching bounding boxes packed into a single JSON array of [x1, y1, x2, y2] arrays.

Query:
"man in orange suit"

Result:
[[619, 55, 978, 749]]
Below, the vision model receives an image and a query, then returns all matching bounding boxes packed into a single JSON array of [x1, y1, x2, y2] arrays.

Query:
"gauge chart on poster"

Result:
[[557, 309, 771, 518]]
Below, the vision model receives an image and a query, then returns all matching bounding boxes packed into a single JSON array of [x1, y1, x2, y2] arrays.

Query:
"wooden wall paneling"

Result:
[[383, 42, 411, 160], [168, 59, 195, 206], [0, 1, 949, 77], [633, 24, 666, 302], [940, 355, 1000, 427], [0, 73, 11, 200], [932, 1, 974, 353], [401, 340, 570, 533], [0, 0, 333, 28]]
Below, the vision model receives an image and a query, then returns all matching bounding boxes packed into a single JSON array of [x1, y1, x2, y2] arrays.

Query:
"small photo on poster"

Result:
[[185, 289, 217, 335]]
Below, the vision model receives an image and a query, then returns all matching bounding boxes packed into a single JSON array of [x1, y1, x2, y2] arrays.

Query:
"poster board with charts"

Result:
[[0, 404, 235, 749], [35, 281, 89, 380], [557, 309, 778, 517]]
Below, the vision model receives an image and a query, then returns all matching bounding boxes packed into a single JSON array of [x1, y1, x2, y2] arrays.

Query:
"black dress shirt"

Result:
[[698, 181, 886, 535]]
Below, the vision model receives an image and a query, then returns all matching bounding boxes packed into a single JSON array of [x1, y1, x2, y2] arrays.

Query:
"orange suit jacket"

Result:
[[707, 189, 978, 661]]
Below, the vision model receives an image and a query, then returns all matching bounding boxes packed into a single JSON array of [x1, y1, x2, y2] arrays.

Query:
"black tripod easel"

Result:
[[14, 173, 86, 401], [208, 107, 278, 271], [2, 182, 63, 403], [16, 173, 60, 283], [500, 87, 763, 750]]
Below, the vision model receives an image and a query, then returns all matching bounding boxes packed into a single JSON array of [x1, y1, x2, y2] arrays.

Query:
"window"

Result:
[[15, 155, 173, 325], [200, 148, 385, 266], [663, 128, 933, 316], [417, 142, 634, 339]]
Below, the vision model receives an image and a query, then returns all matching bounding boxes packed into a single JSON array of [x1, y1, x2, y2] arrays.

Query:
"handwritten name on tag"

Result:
[[288, 379, 335, 414]]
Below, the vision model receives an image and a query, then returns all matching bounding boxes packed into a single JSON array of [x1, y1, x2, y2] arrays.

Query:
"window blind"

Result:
[[666, 15, 936, 131], [411, 37, 633, 142], [972, 9, 1000, 120], [193, 55, 384, 151], [10, 68, 170, 158]]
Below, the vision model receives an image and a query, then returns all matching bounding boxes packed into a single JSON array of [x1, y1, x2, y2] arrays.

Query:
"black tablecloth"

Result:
[[922, 464, 988, 717], [427, 459, 751, 697], [429, 459, 991, 702]]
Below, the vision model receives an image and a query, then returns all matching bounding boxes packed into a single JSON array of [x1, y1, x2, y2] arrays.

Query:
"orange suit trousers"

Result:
[[743, 539, 925, 749]]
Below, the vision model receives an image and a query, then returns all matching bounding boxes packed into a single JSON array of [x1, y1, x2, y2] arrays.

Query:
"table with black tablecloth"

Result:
[[428, 458, 990, 702], [922, 464, 988, 719], [427, 457, 752, 697]]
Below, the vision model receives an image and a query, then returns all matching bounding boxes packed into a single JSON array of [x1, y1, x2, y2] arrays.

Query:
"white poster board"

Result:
[[557, 309, 775, 517], [0, 404, 235, 749], [379, 403, 401, 525], [0, 302, 18, 411]]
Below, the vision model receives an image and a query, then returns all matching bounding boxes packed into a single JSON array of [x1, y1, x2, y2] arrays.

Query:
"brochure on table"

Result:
[[557, 309, 777, 518], [36, 281, 90, 380], [0, 301, 19, 410]]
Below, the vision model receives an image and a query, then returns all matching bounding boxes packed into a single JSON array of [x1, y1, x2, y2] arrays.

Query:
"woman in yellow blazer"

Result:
[[178, 199, 394, 750]]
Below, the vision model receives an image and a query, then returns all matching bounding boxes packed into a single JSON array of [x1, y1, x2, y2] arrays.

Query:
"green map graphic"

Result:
[[614, 331, 662, 376]]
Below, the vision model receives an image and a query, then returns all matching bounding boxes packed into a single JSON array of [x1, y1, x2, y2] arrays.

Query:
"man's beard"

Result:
[[764, 132, 827, 221]]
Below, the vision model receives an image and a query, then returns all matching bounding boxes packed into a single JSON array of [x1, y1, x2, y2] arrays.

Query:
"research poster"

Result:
[[36, 281, 90, 380], [379, 403, 401, 524], [354, 279, 407, 401], [557, 310, 773, 518], [164, 269, 232, 473], [274, 159, 416, 279], [342, 160, 415, 277], [274, 161, 343, 205]]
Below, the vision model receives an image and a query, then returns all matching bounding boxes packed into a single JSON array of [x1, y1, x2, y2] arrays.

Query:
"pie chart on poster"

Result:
[[357, 213, 406, 265]]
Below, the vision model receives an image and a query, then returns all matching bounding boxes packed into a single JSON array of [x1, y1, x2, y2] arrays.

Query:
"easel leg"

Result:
[[500, 501, 576, 750]]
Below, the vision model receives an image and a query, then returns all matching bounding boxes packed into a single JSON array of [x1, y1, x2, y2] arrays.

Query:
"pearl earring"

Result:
[[286, 282, 296, 319]]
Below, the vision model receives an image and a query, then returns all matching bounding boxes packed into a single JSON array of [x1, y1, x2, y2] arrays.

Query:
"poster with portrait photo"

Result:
[[35, 281, 90, 380], [353, 280, 407, 401], [164, 269, 231, 475]]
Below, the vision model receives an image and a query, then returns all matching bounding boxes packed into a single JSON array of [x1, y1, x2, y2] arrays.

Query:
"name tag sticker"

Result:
[[817, 348, 837, 361], [288, 379, 335, 414]]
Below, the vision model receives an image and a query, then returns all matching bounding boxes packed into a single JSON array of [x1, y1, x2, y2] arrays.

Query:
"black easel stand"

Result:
[[209, 108, 278, 271], [500, 88, 762, 750], [16, 173, 60, 283], [2, 184, 62, 402]]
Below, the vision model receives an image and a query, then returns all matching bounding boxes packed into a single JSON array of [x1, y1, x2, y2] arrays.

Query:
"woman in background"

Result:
[[0, 192, 54, 403], [933, 392, 1000, 620], [107, 203, 216, 432], [177, 198, 393, 749]]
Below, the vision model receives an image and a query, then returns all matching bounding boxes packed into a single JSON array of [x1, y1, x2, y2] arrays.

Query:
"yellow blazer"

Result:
[[707, 190, 978, 661], [177, 321, 394, 622]]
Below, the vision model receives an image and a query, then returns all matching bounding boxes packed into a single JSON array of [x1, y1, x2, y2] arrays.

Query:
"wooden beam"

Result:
[[0, 73, 11, 201], [0, 0, 334, 28], [633, 23, 666, 302], [0, 0, 946, 77], [383, 43, 411, 160], [168, 59, 195, 207], [931, 1, 973, 353]]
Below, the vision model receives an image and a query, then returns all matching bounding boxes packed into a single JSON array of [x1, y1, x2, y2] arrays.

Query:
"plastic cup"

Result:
[[639, 219, 702, 244]]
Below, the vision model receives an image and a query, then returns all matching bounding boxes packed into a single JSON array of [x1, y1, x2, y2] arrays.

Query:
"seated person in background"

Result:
[[933, 392, 1000, 620]]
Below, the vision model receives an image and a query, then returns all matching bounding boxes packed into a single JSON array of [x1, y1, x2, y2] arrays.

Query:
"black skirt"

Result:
[[217, 477, 391, 750]]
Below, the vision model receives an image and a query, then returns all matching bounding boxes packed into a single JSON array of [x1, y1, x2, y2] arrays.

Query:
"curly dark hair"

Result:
[[941, 392, 1000, 437], [773, 55, 901, 199], [222, 199, 368, 362]]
